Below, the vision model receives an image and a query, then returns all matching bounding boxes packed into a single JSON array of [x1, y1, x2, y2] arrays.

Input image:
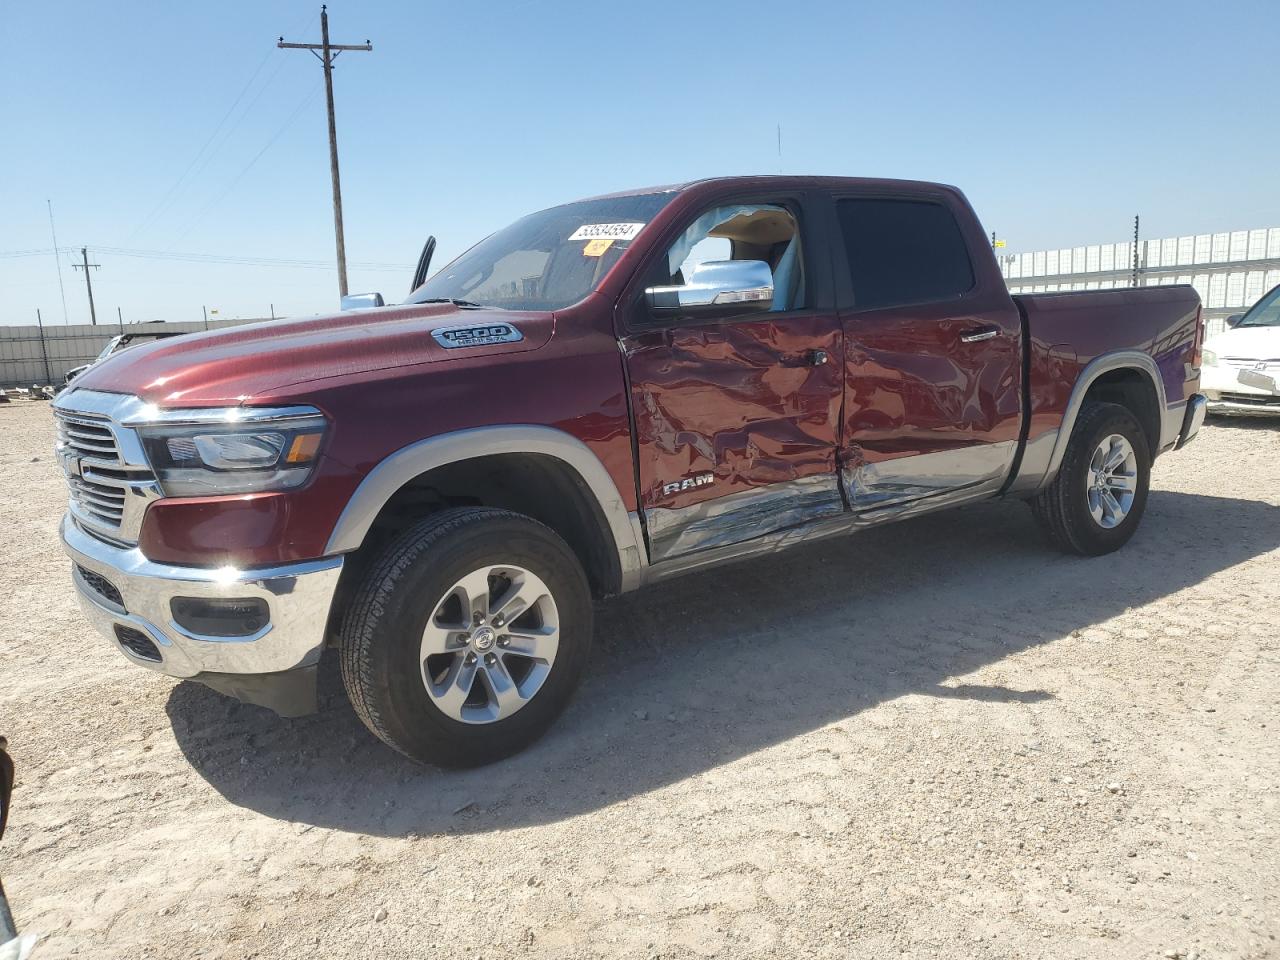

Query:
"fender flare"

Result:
[[1042, 350, 1171, 485], [324, 425, 647, 590]]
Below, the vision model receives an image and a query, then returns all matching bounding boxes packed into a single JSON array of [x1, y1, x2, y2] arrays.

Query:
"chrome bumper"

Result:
[[1176, 394, 1207, 448], [1203, 393, 1280, 417], [60, 515, 343, 682]]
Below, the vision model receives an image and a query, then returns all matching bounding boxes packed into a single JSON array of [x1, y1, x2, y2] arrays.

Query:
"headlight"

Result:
[[1202, 348, 1218, 367], [137, 412, 327, 497]]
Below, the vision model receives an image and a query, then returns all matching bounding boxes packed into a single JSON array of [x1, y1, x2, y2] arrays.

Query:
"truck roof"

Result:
[[578, 175, 961, 203]]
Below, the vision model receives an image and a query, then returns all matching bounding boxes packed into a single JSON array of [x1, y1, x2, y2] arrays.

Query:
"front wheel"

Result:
[[1030, 401, 1152, 556], [338, 508, 592, 766]]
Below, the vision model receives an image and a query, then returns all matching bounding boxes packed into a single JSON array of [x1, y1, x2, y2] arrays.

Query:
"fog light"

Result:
[[170, 597, 270, 638]]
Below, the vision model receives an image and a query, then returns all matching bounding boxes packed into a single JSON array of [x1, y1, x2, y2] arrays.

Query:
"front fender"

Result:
[[324, 424, 647, 592]]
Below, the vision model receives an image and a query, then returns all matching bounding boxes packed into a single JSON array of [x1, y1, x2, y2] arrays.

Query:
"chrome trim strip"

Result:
[[324, 425, 648, 593], [842, 440, 1017, 512], [54, 387, 322, 427], [645, 474, 843, 562]]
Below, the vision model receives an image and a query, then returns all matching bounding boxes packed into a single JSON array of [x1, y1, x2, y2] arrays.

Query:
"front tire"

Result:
[[1030, 401, 1151, 556], [338, 507, 592, 766]]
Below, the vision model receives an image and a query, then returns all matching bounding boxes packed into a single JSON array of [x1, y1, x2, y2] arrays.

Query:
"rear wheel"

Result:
[[1030, 401, 1151, 556], [338, 507, 592, 766]]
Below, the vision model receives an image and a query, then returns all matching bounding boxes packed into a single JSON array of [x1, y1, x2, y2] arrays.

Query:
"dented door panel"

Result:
[[841, 296, 1023, 510], [623, 313, 844, 560]]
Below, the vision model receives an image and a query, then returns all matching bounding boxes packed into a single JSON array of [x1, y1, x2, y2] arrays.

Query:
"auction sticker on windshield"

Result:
[[569, 222, 646, 241]]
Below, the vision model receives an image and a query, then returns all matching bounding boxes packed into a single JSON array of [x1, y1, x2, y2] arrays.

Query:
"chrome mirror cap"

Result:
[[340, 292, 385, 311], [645, 260, 773, 314]]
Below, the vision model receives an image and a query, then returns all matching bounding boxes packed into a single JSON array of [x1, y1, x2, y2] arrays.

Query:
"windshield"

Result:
[[407, 192, 676, 311], [1237, 284, 1280, 328]]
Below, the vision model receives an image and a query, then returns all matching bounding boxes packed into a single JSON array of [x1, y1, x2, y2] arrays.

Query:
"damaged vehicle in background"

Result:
[[60, 328, 188, 390], [53, 175, 1205, 767], [1200, 282, 1280, 416]]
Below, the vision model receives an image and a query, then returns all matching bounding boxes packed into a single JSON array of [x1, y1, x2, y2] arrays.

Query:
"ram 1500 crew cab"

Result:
[[54, 176, 1206, 765]]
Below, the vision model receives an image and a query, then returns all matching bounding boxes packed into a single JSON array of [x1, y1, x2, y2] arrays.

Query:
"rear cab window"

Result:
[[836, 198, 974, 310]]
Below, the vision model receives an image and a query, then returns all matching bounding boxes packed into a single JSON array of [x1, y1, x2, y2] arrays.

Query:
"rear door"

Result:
[[829, 191, 1023, 511], [619, 192, 844, 562]]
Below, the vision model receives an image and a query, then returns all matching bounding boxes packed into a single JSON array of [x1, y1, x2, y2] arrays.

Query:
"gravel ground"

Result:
[[1, 400, 1277, 960]]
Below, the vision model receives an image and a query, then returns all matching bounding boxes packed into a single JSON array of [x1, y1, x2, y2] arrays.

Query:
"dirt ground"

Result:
[[1, 400, 1277, 960]]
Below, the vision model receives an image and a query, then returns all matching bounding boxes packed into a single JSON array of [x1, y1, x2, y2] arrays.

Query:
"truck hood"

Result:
[[73, 303, 554, 406], [1206, 324, 1280, 361]]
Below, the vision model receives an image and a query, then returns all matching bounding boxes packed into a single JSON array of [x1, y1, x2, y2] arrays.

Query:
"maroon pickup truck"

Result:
[[54, 176, 1206, 765]]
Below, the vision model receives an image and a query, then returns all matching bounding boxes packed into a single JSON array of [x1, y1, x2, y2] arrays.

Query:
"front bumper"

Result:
[[1201, 365, 1280, 416], [60, 515, 343, 713]]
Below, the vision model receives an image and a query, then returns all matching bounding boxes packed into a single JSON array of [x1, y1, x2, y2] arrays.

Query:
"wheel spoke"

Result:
[[421, 620, 460, 655], [1103, 441, 1128, 472], [453, 567, 494, 623], [1107, 471, 1137, 492], [1102, 489, 1123, 523], [502, 624, 558, 661], [429, 654, 478, 717], [481, 658, 527, 719], [491, 575, 544, 625]]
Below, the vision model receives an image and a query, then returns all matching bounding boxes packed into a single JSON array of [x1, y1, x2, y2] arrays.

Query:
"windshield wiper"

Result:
[[417, 297, 484, 309]]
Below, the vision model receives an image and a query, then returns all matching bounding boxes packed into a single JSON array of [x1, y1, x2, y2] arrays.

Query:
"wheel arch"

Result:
[[325, 426, 646, 598], [1042, 351, 1168, 488]]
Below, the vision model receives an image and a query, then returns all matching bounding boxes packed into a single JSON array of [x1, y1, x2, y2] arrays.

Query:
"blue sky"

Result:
[[2, 0, 1276, 326]]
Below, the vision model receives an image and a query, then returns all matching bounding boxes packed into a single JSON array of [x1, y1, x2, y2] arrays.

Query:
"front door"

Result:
[[830, 192, 1023, 512], [620, 196, 844, 561]]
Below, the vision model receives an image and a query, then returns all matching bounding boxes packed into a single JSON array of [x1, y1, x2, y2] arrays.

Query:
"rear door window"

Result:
[[836, 198, 974, 310]]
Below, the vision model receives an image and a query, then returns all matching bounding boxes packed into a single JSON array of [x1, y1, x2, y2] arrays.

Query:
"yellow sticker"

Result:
[[583, 238, 614, 257]]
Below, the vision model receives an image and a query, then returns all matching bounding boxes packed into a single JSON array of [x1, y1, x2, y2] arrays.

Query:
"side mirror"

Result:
[[340, 292, 385, 311], [1225, 313, 1245, 328], [644, 260, 773, 319]]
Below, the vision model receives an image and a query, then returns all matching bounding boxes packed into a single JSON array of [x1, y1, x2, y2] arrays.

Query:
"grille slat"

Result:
[[54, 398, 160, 546], [56, 411, 135, 532], [56, 414, 125, 466]]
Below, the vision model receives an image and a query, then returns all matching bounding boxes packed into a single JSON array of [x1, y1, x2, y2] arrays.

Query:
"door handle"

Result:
[[959, 325, 1000, 343], [780, 349, 830, 368]]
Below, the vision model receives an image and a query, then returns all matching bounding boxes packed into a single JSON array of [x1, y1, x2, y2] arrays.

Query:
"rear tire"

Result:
[[1030, 401, 1151, 556], [338, 507, 592, 767]]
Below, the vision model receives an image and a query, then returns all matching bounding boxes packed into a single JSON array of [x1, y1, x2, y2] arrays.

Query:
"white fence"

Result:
[[1001, 226, 1280, 338]]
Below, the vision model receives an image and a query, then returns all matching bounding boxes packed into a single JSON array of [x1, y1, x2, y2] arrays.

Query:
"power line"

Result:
[[47, 200, 69, 324], [0, 244, 413, 271], [279, 5, 373, 299], [121, 47, 277, 244], [121, 9, 321, 245], [164, 82, 325, 248]]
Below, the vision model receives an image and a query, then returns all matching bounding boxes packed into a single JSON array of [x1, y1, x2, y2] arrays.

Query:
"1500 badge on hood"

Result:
[[431, 322, 524, 349]]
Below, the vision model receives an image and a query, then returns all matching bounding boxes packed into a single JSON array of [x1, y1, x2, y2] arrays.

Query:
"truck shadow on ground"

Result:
[[168, 489, 1280, 836]]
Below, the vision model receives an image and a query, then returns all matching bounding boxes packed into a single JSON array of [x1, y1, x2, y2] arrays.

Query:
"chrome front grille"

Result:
[[54, 403, 160, 544]]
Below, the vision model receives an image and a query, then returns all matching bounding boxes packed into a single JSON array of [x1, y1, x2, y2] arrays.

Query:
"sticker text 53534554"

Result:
[[568, 222, 646, 242]]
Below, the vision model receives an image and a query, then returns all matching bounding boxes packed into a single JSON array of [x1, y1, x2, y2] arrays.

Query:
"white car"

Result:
[[1201, 283, 1280, 416]]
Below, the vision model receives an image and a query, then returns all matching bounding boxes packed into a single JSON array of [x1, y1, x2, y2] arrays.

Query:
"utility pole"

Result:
[[1131, 215, 1141, 288], [71, 247, 100, 325], [36, 309, 52, 385], [279, 6, 372, 300]]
